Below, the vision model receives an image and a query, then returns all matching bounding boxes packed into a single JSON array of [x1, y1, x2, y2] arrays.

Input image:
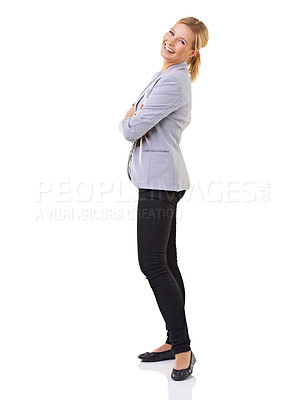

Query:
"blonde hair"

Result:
[[175, 17, 209, 83]]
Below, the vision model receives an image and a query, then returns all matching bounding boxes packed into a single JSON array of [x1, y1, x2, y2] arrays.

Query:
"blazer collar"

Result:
[[134, 61, 188, 111]]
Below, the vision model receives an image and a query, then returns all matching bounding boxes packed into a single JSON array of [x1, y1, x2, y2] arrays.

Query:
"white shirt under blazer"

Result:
[[119, 60, 191, 191]]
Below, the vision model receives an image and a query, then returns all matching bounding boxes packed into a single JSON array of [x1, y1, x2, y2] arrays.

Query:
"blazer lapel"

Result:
[[135, 71, 161, 111], [134, 61, 188, 111]]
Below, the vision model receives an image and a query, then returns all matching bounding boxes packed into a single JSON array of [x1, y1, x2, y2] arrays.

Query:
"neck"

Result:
[[160, 60, 184, 74]]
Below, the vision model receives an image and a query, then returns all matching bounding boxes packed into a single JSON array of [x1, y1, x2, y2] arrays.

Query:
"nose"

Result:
[[167, 41, 175, 49]]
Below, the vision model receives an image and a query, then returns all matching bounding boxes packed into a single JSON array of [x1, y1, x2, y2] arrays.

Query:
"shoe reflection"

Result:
[[138, 360, 196, 399]]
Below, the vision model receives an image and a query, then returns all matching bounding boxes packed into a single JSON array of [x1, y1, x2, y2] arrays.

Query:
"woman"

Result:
[[119, 17, 209, 381]]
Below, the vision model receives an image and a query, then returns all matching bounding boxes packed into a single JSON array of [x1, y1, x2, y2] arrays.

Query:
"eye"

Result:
[[169, 30, 185, 45]]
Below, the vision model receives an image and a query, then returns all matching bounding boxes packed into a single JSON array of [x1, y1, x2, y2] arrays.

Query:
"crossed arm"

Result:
[[119, 76, 186, 143]]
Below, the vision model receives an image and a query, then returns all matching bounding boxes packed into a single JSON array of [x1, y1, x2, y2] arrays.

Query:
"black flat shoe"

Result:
[[138, 349, 175, 362], [171, 351, 196, 381]]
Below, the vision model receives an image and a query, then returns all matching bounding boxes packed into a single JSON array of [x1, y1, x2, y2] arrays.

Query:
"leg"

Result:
[[137, 189, 191, 356], [165, 204, 187, 345]]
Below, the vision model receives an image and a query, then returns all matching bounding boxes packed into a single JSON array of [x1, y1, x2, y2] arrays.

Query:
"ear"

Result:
[[188, 49, 199, 58]]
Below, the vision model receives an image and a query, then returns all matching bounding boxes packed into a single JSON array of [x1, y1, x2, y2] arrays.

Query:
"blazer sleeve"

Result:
[[119, 75, 186, 142]]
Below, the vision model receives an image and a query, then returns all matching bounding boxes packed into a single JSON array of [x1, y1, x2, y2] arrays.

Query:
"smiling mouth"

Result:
[[164, 44, 175, 53]]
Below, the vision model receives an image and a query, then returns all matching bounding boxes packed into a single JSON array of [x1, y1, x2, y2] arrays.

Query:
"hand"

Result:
[[125, 104, 135, 118], [125, 103, 143, 118]]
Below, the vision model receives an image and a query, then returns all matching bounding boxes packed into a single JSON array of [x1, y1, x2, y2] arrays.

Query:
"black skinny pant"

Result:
[[137, 188, 191, 356]]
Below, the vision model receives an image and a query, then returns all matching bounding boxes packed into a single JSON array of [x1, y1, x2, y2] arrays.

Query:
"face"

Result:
[[160, 23, 198, 64]]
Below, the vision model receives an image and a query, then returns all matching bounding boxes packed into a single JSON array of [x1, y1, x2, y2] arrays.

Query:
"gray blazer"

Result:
[[119, 60, 191, 191]]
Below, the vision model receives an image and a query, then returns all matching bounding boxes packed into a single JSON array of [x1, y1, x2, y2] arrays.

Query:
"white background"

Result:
[[1, 0, 305, 399]]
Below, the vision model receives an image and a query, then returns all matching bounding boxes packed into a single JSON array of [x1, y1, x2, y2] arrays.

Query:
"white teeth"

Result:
[[165, 44, 174, 53]]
